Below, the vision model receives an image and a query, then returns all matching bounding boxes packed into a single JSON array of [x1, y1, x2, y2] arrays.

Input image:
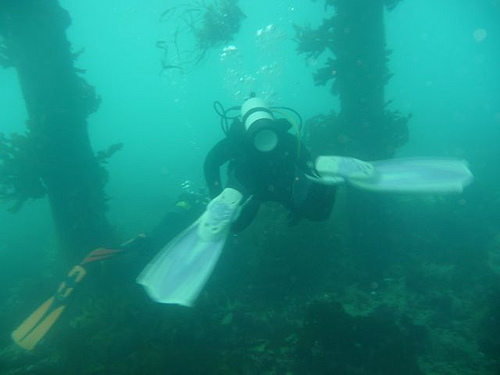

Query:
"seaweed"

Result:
[[0, 131, 45, 212], [158, 0, 246, 73], [295, 0, 409, 159], [0, 130, 121, 213]]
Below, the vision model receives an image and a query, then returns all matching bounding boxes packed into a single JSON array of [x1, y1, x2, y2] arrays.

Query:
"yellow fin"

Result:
[[12, 304, 66, 350], [11, 297, 54, 344]]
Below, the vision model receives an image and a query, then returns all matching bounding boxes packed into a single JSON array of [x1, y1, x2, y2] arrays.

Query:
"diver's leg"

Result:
[[293, 172, 337, 221], [230, 197, 261, 232], [225, 166, 261, 232]]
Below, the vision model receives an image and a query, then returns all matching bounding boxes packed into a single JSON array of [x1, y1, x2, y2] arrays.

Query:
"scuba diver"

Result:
[[203, 95, 336, 231], [137, 95, 474, 307], [10, 94, 474, 352], [11, 183, 206, 351]]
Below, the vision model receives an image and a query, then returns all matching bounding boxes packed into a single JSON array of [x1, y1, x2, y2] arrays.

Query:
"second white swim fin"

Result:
[[315, 156, 473, 194], [137, 188, 243, 306]]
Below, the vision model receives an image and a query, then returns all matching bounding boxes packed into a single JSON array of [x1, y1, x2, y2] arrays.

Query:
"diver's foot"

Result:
[[316, 156, 377, 181]]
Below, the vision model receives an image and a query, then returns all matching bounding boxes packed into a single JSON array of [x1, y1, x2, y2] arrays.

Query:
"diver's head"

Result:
[[241, 97, 278, 152]]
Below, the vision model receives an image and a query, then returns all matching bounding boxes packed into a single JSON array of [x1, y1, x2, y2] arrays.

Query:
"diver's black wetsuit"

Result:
[[204, 119, 336, 231]]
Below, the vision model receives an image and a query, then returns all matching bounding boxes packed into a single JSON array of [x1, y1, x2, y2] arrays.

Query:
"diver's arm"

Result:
[[204, 138, 232, 198], [298, 143, 314, 170], [287, 133, 314, 172]]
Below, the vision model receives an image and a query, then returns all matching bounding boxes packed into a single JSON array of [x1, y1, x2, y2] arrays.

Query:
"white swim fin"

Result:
[[137, 188, 243, 306], [315, 156, 473, 193]]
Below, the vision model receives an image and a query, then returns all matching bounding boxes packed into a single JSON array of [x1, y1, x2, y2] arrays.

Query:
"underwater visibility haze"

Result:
[[1, 0, 500, 374]]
